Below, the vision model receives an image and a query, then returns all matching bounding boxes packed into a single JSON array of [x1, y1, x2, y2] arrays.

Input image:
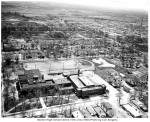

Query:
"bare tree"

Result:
[[105, 89, 109, 97], [116, 91, 123, 105]]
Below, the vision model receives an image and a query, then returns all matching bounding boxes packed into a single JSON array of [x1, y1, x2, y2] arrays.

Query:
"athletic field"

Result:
[[23, 59, 94, 74]]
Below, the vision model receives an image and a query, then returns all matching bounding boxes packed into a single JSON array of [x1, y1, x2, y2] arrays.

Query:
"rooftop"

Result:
[[101, 102, 112, 110], [54, 78, 71, 85], [69, 75, 85, 88], [79, 76, 94, 86], [20, 80, 54, 90], [24, 69, 43, 85], [82, 85, 103, 91], [59, 86, 74, 91]]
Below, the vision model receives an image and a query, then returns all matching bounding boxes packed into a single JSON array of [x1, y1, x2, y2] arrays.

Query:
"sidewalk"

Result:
[[39, 97, 46, 108]]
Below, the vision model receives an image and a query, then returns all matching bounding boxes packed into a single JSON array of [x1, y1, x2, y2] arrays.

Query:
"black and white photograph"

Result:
[[1, 0, 148, 119]]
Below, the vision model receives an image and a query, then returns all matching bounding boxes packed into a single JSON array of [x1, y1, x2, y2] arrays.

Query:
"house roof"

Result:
[[101, 102, 112, 110], [137, 67, 148, 74], [54, 78, 71, 85], [21, 80, 54, 90], [25, 69, 42, 85]]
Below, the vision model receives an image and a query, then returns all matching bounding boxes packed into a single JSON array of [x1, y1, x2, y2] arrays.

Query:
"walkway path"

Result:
[[39, 97, 46, 108]]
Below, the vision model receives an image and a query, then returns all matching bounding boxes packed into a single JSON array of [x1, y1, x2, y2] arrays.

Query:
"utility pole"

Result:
[[49, 63, 51, 73]]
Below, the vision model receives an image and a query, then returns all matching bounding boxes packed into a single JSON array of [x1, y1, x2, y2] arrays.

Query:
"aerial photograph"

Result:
[[1, 0, 148, 118]]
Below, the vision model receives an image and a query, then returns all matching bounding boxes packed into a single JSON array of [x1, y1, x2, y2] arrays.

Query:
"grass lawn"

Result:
[[43, 95, 74, 107], [9, 98, 42, 113]]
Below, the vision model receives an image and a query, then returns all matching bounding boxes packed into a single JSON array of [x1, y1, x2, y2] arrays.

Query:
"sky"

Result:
[[46, 0, 148, 11], [2, 0, 148, 11]]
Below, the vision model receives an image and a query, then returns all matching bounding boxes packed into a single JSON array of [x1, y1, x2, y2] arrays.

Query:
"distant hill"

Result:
[[1, 1, 148, 24]]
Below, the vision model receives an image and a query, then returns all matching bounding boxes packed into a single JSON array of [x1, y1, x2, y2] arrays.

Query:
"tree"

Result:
[[10, 86, 17, 112], [116, 91, 123, 105], [5, 57, 11, 66], [53, 49, 57, 60], [35, 87, 39, 108], [15, 55, 19, 64], [20, 95, 26, 112], [143, 54, 148, 67], [3, 86, 9, 111], [59, 90, 63, 105], [105, 89, 109, 97], [129, 91, 136, 102], [65, 90, 70, 103], [51, 89, 55, 100]]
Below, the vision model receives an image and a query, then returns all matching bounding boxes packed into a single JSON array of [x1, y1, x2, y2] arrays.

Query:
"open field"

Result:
[[23, 59, 94, 74]]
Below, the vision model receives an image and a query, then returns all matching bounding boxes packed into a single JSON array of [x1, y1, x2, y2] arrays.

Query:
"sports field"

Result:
[[23, 59, 94, 74]]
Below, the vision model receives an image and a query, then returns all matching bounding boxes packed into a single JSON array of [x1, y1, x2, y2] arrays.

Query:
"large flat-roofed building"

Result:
[[86, 75, 101, 85], [81, 85, 106, 98], [54, 78, 72, 87], [69, 75, 85, 89], [58, 86, 74, 94], [79, 76, 94, 87], [69, 75, 106, 98], [54, 78, 74, 94]]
